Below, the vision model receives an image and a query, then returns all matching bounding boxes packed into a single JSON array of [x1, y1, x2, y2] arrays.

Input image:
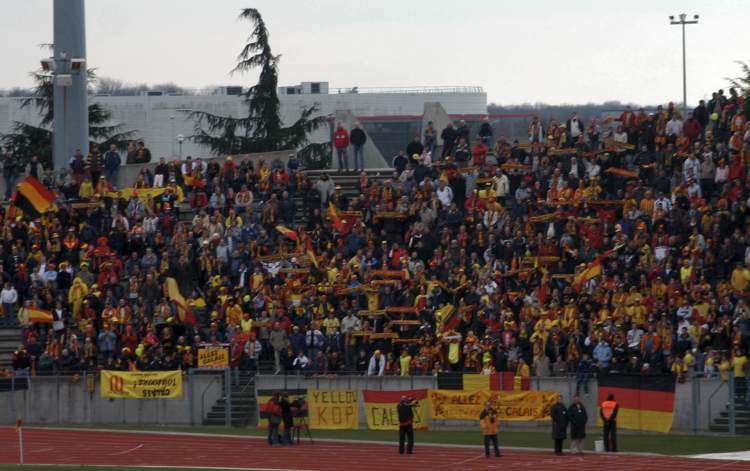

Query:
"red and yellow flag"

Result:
[[275, 225, 298, 241], [15, 176, 56, 216], [164, 277, 197, 325], [18, 307, 54, 326], [327, 202, 345, 233]]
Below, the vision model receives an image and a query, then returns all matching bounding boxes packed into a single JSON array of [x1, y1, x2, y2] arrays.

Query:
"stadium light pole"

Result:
[[669, 13, 699, 118]]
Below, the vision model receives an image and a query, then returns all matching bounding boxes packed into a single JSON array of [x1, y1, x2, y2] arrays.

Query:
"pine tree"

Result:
[[1, 69, 137, 169], [186, 8, 328, 166]]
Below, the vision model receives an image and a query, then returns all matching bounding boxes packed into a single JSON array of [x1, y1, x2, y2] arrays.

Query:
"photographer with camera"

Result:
[[279, 392, 295, 445], [397, 395, 417, 455], [266, 392, 282, 446], [479, 400, 502, 458]]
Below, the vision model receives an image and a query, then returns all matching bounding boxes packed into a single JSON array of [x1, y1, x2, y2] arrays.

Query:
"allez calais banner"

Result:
[[428, 389, 559, 421], [101, 370, 183, 399], [362, 389, 429, 430]]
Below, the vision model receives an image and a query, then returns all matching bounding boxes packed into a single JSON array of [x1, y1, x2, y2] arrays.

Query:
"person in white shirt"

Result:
[[292, 351, 310, 371], [367, 350, 386, 376], [683, 155, 700, 182], [627, 325, 644, 351], [715, 160, 729, 184], [494, 171, 509, 198], [0, 282, 18, 318], [666, 116, 683, 137], [436, 180, 453, 208]]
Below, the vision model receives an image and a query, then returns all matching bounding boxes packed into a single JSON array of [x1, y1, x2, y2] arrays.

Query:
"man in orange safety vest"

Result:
[[600, 393, 619, 452]]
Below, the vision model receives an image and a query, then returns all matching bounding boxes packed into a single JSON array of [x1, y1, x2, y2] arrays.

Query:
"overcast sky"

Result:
[[2, 0, 748, 105]]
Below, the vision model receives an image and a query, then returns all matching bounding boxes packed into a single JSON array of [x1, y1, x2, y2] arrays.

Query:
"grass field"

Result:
[[33, 424, 750, 456]]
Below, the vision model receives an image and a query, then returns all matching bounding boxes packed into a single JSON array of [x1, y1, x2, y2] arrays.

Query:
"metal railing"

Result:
[[329, 86, 485, 95], [2, 370, 746, 434]]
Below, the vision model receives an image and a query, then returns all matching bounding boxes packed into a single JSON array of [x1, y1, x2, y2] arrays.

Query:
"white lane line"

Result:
[[110, 443, 144, 455]]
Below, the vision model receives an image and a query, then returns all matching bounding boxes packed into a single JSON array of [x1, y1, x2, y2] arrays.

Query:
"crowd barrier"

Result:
[[0, 371, 739, 433]]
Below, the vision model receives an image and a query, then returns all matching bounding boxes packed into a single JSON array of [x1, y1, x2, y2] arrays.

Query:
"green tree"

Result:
[[1, 69, 137, 169], [186, 8, 329, 168]]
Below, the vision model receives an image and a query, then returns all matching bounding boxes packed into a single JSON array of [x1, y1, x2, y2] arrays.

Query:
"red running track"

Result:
[[0, 428, 747, 471]]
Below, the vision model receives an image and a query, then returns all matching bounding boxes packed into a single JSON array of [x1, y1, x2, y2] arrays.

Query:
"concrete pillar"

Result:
[[53, 0, 89, 171], [334, 110, 388, 169], [422, 102, 453, 147]]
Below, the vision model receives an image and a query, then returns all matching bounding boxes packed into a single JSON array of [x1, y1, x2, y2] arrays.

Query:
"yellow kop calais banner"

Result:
[[307, 389, 359, 429], [428, 389, 559, 421], [101, 370, 183, 399], [197, 347, 229, 368], [362, 389, 429, 430]]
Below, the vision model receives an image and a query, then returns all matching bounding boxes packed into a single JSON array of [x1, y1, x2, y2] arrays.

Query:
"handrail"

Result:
[[200, 373, 222, 422], [706, 376, 727, 429]]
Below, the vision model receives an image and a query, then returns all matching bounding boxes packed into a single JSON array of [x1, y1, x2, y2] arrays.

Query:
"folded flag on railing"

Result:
[[437, 372, 531, 391], [597, 373, 676, 433]]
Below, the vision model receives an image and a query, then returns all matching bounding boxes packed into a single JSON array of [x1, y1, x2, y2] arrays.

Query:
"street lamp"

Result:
[[176, 134, 185, 159], [170, 115, 176, 157], [669, 13, 699, 118]]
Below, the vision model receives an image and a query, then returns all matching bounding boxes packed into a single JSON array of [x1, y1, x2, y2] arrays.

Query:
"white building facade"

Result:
[[0, 82, 487, 161]]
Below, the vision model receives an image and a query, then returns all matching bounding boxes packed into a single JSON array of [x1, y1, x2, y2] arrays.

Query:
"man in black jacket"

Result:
[[397, 395, 417, 454], [568, 395, 588, 454], [441, 122, 458, 159], [350, 124, 367, 172], [405, 135, 424, 160], [550, 397, 568, 455], [279, 392, 295, 445]]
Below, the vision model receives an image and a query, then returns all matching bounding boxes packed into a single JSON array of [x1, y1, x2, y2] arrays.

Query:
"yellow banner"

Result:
[[197, 347, 229, 369], [363, 390, 429, 430], [428, 390, 559, 421], [101, 370, 183, 399], [307, 389, 359, 429]]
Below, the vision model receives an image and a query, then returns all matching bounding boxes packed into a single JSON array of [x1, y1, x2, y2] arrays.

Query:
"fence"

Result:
[[0, 370, 224, 426], [1, 370, 745, 434]]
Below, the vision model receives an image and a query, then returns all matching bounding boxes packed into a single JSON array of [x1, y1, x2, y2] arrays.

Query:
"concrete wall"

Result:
[[256, 374, 726, 433], [0, 91, 487, 163], [0, 373, 728, 431], [0, 371, 223, 426], [334, 110, 387, 169]]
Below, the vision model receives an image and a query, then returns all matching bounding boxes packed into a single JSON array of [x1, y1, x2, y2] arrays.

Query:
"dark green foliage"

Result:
[[1, 69, 137, 169], [186, 8, 326, 158]]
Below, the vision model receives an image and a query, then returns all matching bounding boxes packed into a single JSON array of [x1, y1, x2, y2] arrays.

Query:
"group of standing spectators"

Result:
[[0, 84, 748, 413]]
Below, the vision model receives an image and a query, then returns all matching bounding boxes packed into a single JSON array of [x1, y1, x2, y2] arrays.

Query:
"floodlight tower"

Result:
[[669, 13, 699, 118], [49, 0, 89, 171]]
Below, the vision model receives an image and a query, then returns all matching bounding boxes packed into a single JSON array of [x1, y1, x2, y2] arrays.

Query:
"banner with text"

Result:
[[307, 389, 359, 429], [362, 389, 429, 430], [197, 347, 229, 369], [101, 370, 183, 399], [428, 389, 559, 421]]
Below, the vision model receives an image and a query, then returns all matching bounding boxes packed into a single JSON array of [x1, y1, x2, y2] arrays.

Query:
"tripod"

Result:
[[293, 416, 314, 445]]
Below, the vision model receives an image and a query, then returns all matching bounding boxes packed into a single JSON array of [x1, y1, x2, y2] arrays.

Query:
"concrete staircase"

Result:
[[710, 400, 750, 434], [202, 370, 258, 427], [0, 328, 22, 367], [178, 168, 395, 226]]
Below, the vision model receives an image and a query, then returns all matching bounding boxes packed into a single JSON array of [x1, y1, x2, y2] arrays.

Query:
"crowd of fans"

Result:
[[1, 88, 750, 397]]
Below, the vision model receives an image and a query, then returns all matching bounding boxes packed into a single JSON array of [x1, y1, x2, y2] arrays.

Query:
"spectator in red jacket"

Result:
[[683, 112, 702, 143], [333, 123, 350, 172], [471, 137, 488, 167]]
